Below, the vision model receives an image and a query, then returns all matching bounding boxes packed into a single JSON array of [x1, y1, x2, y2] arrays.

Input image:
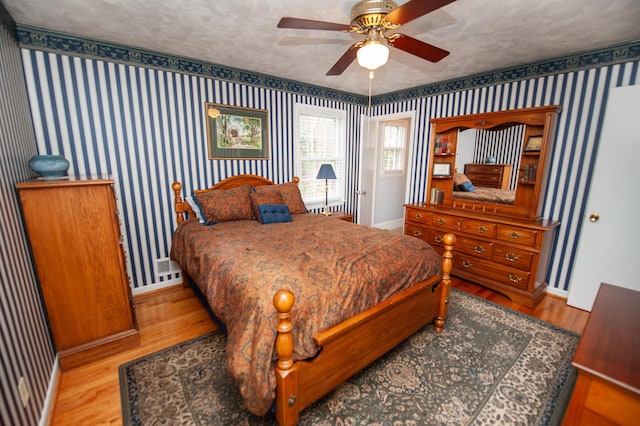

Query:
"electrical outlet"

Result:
[[18, 376, 29, 407]]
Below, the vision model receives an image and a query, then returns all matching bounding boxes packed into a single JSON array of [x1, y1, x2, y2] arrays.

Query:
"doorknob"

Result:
[[589, 213, 600, 222]]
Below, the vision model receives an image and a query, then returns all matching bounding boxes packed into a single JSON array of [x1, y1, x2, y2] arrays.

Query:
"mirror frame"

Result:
[[426, 105, 562, 221]]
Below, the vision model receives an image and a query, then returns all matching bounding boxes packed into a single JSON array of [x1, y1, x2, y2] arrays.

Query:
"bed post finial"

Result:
[[172, 181, 185, 224], [434, 233, 455, 333], [273, 289, 295, 370], [273, 289, 299, 426]]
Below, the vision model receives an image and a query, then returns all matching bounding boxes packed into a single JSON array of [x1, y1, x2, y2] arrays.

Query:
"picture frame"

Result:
[[205, 103, 269, 160], [524, 135, 543, 152], [432, 162, 452, 177]]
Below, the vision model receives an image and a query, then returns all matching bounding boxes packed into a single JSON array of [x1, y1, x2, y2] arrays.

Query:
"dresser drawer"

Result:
[[432, 214, 496, 238], [493, 245, 534, 271], [454, 235, 493, 260], [404, 222, 429, 242], [465, 164, 505, 175], [466, 173, 502, 185], [455, 254, 531, 290], [405, 207, 431, 225], [496, 224, 539, 247]]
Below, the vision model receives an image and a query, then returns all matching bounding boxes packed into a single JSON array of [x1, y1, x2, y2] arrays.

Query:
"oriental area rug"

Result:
[[119, 289, 579, 425]]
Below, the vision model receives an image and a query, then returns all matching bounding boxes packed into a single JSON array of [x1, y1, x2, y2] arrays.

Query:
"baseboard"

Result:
[[39, 357, 60, 426], [372, 218, 404, 231], [131, 276, 183, 296], [545, 285, 568, 300]]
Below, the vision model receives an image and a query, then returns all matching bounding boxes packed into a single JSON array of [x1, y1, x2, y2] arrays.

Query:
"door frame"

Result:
[[357, 110, 416, 227]]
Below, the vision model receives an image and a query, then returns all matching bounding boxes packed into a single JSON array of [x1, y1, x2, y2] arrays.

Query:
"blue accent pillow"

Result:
[[458, 181, 477, 192], [257, 204, 292, 224]]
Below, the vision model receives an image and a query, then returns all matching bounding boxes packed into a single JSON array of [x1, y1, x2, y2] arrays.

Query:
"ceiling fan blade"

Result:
[[277, 17, 351, 32], [326, 44, 359, 76], [388, 34, 449, 62], [386, 0, 457, 26]]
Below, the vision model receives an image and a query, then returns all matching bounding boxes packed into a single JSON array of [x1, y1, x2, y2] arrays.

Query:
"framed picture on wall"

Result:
[[432, 162, 452, 177], [524, 135, 543, 152], [205, 103, 270, 160]]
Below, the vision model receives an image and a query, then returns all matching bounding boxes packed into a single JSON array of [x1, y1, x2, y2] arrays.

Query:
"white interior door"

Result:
[[357, 112, 415, 228], [567, 84, 640, 311], [357, 114, 376, 226]]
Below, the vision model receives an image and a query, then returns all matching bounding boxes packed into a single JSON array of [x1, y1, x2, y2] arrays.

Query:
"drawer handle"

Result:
[[462, 260, 473, 268], [473, 246, 486, 254], [436, 218, 446, 225], [509, 231, 522, 239], [505, 253, 519, 262], [412, 230, 422, 237], [476, 226, 489, 233], [434, 235, 443, 243], [508, 274, 522, 283], [414, 213, 423, 219]]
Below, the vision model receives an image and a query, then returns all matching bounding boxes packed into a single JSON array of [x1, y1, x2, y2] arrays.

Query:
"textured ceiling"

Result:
[[4, 0, 640, 96]]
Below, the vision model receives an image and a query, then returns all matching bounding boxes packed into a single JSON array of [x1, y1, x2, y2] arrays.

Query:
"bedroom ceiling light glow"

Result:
[[357, 40, 389, 70], [357, 28, 389, 70]]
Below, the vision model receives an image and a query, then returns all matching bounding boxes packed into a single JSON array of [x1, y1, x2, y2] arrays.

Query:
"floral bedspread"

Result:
[[453, 187, 516, 205], [170, 214, 441, 415]]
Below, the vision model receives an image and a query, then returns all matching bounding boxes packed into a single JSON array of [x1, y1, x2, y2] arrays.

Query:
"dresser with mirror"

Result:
[[404, 105, 561, 307]]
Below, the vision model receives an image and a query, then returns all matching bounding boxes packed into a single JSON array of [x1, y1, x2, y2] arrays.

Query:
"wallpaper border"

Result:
[[380, 40, 640, 103], [15, 25, 640, 105]]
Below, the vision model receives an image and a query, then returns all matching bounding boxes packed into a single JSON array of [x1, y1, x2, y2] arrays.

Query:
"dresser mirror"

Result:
[[427, 105, 562, 221]]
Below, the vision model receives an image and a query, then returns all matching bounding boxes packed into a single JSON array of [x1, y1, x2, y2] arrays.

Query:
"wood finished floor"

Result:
[[50, 278, 590, 425]]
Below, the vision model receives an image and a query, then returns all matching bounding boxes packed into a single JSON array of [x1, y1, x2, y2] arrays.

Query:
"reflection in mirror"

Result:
[[451, 125, 526, 206]]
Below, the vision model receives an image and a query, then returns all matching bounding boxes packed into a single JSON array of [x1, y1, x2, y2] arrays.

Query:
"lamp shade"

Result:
[[316, 164, 337, 180], [357, 41, 389, 71]]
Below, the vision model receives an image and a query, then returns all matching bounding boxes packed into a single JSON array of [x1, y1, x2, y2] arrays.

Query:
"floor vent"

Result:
[[155, 257, 181, 277]]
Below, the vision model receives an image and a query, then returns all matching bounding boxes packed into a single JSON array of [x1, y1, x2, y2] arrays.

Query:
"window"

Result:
[[381, 120, 408, 175], [294, 104, 346, 208]]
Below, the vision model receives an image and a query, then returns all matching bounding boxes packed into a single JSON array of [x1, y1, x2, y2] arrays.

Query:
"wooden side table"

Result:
[[562, 283, 640, 425], [325, 211, 353, 222]]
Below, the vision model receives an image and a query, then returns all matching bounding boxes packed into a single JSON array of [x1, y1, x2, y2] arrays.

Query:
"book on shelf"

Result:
[[430, 188, 445, 204], [520, 164, 538, 181]]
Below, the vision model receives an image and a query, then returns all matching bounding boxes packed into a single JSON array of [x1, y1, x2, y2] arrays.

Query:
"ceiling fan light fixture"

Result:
[[357, 40, 389, 70]]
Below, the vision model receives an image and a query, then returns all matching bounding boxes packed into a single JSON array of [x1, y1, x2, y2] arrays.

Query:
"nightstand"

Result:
[[326, 211, 353, 222]]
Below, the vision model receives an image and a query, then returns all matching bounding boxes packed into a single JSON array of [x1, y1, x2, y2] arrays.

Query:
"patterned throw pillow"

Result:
[[278, 182, 307, 214], [194, 184, 253, 224], [249, 191, 285, 223], [256, 182, 307, 214]]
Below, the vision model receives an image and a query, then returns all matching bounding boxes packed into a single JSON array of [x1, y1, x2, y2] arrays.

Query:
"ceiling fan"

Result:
[[277, 0, 456, 76]]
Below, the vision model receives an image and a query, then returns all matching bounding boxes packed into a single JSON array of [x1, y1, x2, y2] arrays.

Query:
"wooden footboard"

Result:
[[273, 233, 455, 426]]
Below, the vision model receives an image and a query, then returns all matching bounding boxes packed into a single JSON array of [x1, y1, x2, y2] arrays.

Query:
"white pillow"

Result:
[[185, 196, 205, 223]]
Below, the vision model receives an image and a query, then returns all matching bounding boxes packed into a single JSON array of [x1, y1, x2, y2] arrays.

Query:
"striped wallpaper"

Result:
[[20, 50, 367, 289], [0, 10, 55, 426], [17, 44, 640, 298]]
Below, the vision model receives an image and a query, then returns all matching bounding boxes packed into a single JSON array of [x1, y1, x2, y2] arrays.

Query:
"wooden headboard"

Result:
[[171, 174, 300, 224]]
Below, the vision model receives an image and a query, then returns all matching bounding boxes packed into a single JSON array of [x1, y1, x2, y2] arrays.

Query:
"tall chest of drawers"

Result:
[[404, 204, 559, 307], [17, 178, 139, 370], [464, 164, 513, 189]]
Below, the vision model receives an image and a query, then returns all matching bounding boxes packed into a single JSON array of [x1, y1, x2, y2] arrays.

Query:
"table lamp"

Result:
[[316, 164, 336, 216]]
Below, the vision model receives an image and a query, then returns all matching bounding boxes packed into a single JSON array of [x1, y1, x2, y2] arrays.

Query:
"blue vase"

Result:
[[28, 155, 70, 178]]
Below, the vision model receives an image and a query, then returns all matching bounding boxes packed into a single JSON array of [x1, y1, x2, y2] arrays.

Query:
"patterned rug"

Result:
[[119, 289, 579, 425]]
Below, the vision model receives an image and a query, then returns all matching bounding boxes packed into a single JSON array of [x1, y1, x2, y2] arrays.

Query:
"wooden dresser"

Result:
[[404, 204, 558, 307], [464, 163, 512, 189], [562, 283, 640, 425], [17, 178, 139, 370], [406, 106, 562, 307]]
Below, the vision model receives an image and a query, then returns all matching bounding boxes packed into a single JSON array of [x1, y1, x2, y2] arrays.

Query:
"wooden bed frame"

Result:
[[171, 174, 455, 425]]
